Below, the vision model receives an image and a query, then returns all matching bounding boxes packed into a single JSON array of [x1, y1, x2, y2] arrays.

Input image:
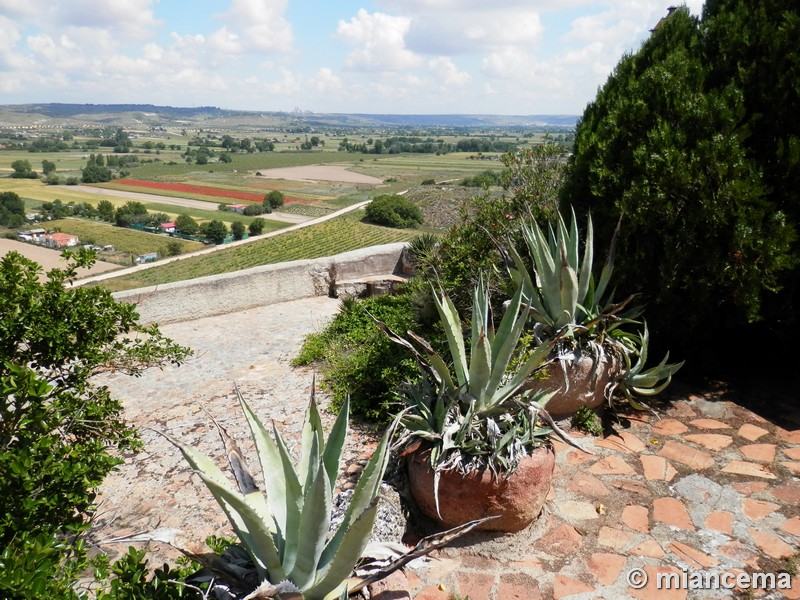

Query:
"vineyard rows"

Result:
[[100, 213, 418, 292]]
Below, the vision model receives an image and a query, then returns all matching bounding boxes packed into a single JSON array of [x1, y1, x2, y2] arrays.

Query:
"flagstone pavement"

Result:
[[92, 296, 800, 600]]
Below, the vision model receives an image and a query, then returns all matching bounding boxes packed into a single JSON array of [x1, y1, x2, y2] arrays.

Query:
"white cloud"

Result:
[[336, 9, 421, 71], [215, 0, 293, 53], [428, 57, 470, 87], [311, 68, 342, 94], [264, 68, 303, 95]]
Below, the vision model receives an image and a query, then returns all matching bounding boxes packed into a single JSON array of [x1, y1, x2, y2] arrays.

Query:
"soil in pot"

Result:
[[406, 444, 555, 533]]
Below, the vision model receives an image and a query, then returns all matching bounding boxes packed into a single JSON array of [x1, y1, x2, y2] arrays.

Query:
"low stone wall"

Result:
[[113, 243, 409, 325]]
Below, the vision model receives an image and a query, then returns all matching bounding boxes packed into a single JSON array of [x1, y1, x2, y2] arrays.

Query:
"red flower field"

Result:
[[115, 179, 313, 204]]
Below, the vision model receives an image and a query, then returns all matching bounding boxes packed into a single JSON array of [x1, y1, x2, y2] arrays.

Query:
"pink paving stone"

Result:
[[413, 586, 450, 600], [588, 455, 636, 476], [560, 500, 600, 521], [640, 454, 678, 481], [776, 428, 800, 444], [705, 511, 734, 534], [784, 577, 800, 600], [508, 558, 545, 573], [459, 556, 502, 570], [731, 481, 770, 495], [629, 538, 665, 558], [721, 460, 777, 479], [587, 553, 627, 586], [780, 461, 800, 475], [669, 541, 720, 568], [532, 522, 583, 557], [456, 572, 494, 600], [552, 574, 595, 599], [740, 443, 777, 463], [689, 418, 731, 430], [770, 481, 800, 504], [784, 446, 800, 460], [630, 566, 687, 600], [667, 401, 697, 418], [567, 471, 611, 498], [781, 516, 800, 537], [738, 423, 770, 442], [742, 498, 780, 520], [652, 497, 696, 530], [611, 479, 651, 496], [621, 505, 650, 533], [594, 431, 647, 453], [719, 541, 762, 568], [749, 528, 795, 558], [564, 448, 596, 465], [684, 433, 734, 451], [496, 573, 542, 600], [652, 419, 688, 436], [658, 440, 716, 470], [597, 526, 637, 550], [370, 571, 411, 600]]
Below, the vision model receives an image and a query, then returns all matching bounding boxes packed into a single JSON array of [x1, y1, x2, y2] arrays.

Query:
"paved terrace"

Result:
[[93, 295, 800, 599]]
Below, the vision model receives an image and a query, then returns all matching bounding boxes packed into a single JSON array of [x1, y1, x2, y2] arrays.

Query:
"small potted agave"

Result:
[[505, 208, 684, 419], [374, 275, 589, 533]]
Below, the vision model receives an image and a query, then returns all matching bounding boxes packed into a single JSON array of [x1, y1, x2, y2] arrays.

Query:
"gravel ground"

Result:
[[90, 295, 369, 563]]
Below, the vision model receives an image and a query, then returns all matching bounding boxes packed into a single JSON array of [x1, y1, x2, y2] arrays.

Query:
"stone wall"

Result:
[[113, 243, 409, 325]]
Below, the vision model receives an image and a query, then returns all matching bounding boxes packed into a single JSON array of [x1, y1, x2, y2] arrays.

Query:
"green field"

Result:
[[98, 211, 418, 292], [45, 218, 204, 258]]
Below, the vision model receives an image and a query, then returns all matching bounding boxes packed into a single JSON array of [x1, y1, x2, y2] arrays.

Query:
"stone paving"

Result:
[[91, 296, 800, 599], [404, 385, 800, 600]]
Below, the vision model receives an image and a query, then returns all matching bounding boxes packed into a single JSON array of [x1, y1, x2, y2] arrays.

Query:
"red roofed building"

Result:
[[160, 222, 177, 233], [40, 232, 80, 248], [227, 204, 248, 214]]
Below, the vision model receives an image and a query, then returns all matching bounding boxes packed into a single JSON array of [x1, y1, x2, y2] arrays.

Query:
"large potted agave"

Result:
[[374, 275, 588, 532], [505, 208, 683, 418]]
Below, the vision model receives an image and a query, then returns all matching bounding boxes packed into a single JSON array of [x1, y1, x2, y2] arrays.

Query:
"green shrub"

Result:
[[363, 194, 423, 229], [460, 169, 502, 188], [293, 293, 419, 420], [264, 190, 284, 209]]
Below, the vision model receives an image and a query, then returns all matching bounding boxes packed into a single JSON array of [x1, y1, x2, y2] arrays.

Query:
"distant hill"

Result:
[[0, 103, 577, 130]]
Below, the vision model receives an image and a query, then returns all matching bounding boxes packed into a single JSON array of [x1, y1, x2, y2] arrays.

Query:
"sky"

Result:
[[0, 0, 704, 116]]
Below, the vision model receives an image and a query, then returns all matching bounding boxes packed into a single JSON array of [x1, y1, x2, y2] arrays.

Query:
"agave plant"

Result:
[[505, 207, 639, 335], [374, 274, 584, 478], [615, 324, 685, 409], [162, 384, 394, 600], [500, 207, 682, 411]]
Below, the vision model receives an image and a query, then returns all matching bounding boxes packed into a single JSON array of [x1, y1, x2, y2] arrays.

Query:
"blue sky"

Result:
[[0, 0, 703, 116]]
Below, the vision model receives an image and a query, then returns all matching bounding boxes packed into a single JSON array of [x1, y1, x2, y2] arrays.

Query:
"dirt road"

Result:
[[73, 186, 311, 224]]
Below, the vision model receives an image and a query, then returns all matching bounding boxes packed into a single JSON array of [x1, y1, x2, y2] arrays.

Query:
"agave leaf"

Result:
[[322, 396, 349, 496], [577, 213, 594, 307], [318, 421, 394, 572], [632, 376, 674, 396], [471, 274, 490, 353], [468, 329, 491, 409], [406, 330, 454, 392], [562, 209, 579, 272], [283, 432, 321, 577], [494, 334, 560, 404], [506, 242, 547, 320], [484, 285, 529, 399], [307, 499, 379, 600], [287, 460, 332, 590], [272, 421, 304, 559], [594, 215, 621, 302], [557, 248, 579, 327], [193, 469, 285, 582], [432, 286, 469, 389], [299, 388, 325, 493], [237, 390, 301, 546]]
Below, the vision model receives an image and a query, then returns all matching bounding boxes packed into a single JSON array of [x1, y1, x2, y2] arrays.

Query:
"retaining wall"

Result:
[[113, 243, 409, 325]]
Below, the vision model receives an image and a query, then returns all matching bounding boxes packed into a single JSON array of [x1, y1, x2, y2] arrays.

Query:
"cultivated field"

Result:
[[0, 238, 119, 279], [97, 210, 419, 292], [45, 218, 204, 261]]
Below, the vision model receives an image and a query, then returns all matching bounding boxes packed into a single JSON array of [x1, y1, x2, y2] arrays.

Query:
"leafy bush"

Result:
[[293, 293, 419, 420], [363, 194, 423, 229], [243, 204, 265, 216], [0, 250, 191, 598], [264, 190, 284, 209], [460, 169, 502, 188]]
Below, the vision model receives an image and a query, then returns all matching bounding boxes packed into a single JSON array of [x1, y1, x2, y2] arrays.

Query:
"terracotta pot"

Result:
[[407, 445, 555, 532], [527, 351, 621, 420]]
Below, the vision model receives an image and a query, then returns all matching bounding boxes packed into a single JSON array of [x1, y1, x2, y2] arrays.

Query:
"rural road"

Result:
[[73, 185, 311, 224], [73, 200, 372, 287]]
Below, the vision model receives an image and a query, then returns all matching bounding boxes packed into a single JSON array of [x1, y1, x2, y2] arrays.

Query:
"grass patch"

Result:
[[97, 211, 417, 292], [45, 218, 204, 257]]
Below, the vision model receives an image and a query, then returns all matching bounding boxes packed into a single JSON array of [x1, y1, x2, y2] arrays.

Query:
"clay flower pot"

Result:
[[527, 350, 621, 420], [407, 445, 555, 532]]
